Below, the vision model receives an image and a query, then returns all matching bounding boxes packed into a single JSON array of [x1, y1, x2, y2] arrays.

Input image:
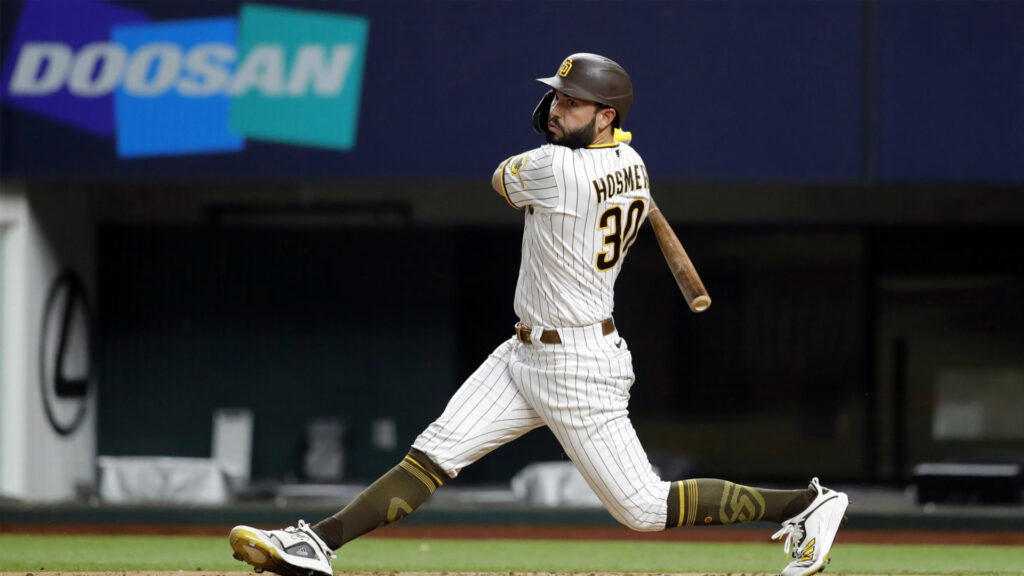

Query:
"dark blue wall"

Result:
[[877, 1, 1024, 182], [2, 0, 1022, 182]]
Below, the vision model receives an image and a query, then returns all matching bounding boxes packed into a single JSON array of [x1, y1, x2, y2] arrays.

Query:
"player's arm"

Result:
[[491, 156, 517, 209], [493, 148, 558, 210], [491, 157, 512, 195]]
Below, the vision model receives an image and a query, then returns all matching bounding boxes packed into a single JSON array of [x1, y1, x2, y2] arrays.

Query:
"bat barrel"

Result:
[[649, 201, 711, 314]]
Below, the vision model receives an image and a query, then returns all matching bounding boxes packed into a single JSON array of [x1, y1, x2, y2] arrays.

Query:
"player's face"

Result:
[[546, 90, 599, 149]]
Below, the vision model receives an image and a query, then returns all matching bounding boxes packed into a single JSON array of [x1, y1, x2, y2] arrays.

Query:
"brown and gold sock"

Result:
[[312, 448, 446, 549], [665, 479, 815, 528]]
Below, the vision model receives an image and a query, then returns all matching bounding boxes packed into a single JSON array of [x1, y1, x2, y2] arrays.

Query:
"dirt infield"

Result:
[[6, 523, 1024, 546], [0, 569, 942, 573], [0, 572, 945, 576]]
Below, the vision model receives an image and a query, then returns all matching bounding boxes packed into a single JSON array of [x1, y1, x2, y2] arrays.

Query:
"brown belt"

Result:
[[515, 318, 615, 345]]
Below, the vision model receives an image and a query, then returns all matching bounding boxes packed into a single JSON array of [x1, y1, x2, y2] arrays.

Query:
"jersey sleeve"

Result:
[[498, 145, 561, 210]]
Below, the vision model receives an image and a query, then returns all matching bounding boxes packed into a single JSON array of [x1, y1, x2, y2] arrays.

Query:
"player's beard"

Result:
[[546, 113, 597, 150]]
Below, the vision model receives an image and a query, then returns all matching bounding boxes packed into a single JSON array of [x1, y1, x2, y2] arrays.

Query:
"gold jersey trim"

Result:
[[498, 157, 520, 210]]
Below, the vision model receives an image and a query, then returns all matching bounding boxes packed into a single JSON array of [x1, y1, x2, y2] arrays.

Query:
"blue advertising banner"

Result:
[[2, 0, 368, 161], [1, 0, 1022, 182]]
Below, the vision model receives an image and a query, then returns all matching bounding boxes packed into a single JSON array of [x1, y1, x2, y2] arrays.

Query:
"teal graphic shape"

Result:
[[230, 4, 369, 150]]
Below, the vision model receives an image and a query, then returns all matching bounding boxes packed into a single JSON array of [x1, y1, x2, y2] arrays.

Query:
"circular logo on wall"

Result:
[[38, 270, 94, 436]]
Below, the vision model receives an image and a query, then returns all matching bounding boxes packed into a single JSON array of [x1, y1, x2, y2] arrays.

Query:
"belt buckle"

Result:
[[515, 322, 532, 344]]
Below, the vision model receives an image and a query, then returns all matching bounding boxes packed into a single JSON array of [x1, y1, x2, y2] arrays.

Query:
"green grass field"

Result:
[[1, 534, 1021, 575]]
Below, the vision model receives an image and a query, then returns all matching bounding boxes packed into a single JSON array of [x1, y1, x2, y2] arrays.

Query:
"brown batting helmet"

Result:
[[537, 53, 633, 124]]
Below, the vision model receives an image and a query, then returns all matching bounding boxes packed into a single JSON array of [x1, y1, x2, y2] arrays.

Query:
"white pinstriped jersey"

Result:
[[499, 142, 651, 328], [413, 138, 671, 531]]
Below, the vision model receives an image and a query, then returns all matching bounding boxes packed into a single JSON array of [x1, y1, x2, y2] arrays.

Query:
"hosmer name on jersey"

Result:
[[592, 164, 650, 204]]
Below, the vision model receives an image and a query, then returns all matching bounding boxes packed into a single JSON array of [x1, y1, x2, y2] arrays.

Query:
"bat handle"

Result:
[[690, 295, 711, 312]]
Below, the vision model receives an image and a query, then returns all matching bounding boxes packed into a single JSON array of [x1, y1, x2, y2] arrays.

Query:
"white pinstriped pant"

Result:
[[413, 321, 670, 531]]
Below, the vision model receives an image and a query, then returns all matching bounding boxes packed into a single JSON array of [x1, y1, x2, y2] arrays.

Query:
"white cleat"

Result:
[[772, 477, 849, 576], [229, 520, 335, 576]]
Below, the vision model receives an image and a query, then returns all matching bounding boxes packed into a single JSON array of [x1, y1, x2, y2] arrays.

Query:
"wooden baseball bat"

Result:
[[648, 199, 711, 313]]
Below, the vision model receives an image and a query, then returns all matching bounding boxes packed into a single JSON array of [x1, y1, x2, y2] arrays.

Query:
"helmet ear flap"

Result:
[[532, 90, 555, 134]]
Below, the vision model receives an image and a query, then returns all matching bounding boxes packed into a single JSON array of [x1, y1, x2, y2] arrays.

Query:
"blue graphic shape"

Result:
[[0, 0, 148, 136], [113, 18, 244, 158]]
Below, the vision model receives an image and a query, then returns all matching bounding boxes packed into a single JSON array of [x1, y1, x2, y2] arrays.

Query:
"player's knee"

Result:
[[606, 500, 666, 532], [406, 447, 451, 484], [616, 514, 665, 532]]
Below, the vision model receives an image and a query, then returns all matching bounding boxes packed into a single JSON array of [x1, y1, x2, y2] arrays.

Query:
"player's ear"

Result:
[[597, 107, 617, 132]]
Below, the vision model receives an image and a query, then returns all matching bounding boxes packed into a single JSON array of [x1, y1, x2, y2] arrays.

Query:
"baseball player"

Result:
[[229, 53, 848, 576]]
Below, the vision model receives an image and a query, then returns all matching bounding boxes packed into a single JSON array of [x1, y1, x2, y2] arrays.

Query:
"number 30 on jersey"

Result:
[[596, 199, 647, 271]]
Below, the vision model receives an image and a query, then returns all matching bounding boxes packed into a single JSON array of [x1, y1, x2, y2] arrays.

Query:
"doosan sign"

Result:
[[0, 0, 369, 157], [9, 43, 355, 98]]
